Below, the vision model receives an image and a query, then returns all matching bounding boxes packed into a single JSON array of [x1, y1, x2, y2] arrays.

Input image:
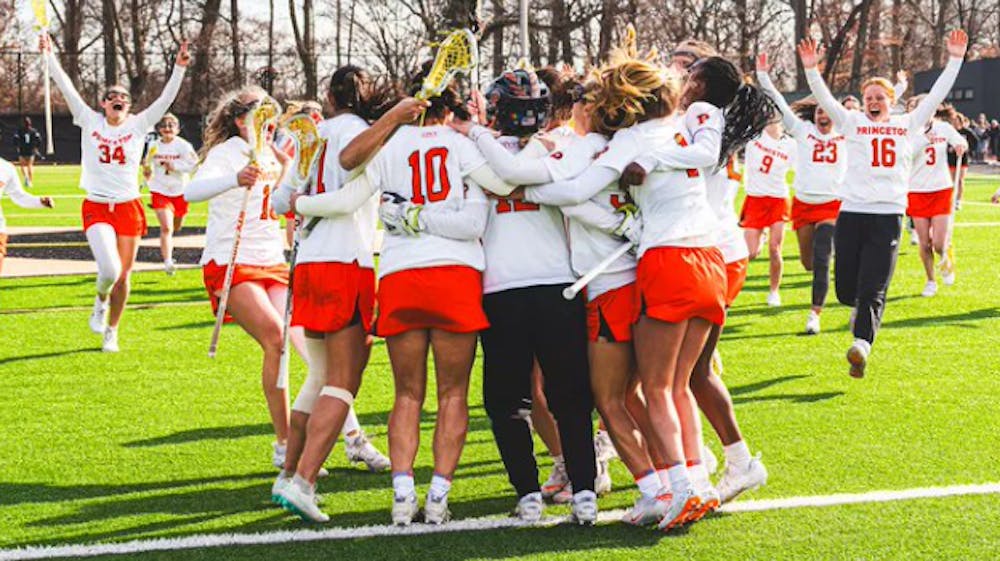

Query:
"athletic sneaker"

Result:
[[541, 461, 570, 502], [101, 327, 119, 353], [766, 291, 781, 307], [921, 280, 938, 297], [702, 445, 719, 475], [279, 480, 329, 523], [846, 339, 870, 379], [391, 492, 419, 526], [271, 473, 291, 504], [717, 453, 768, 504], [164, 259, 176, 276], [514, 492, 544, 523], [805, 311, 821, 335], [686, 486, 721, 522], [272, 442, 287, 469], [595, 459, 612, 496], [594, 430, 618, 462], [656, 488, 701, 532], [345, 432, 390, 472], [570, 490, 598, 526], [423, 492, 451, 525], [622, 494, 668, 526], [89, 296, 108, 334]]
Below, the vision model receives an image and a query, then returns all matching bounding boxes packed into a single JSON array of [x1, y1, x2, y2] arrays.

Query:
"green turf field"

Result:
[[1, 167, 999, 560]]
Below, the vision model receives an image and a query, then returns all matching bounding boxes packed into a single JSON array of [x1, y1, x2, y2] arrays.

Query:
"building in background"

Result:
[[913, 57, 1000, 119]]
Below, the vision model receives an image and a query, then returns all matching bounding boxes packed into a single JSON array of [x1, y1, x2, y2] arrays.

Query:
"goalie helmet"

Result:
[[485, 69, 551, 137]]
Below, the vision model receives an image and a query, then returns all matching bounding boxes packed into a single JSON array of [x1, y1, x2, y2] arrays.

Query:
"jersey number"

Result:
[[495, 199, 540, 213], [408, 148, 451, 204], [925, 146, 936, 166], [870, 138, 897, 168], [260, 185, 278, 220], [759, 155, 774, 174], [98, 144, 126, 165], [812, 141, 838, 163]]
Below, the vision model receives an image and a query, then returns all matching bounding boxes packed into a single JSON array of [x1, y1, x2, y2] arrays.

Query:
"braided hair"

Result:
[[687, 56, 775, 170]]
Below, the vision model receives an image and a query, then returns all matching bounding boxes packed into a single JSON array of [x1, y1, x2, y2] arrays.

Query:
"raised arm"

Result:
[[799, 39, 850, 130], [339, 98, 429, 170], [41, 36, 96, 123], [756, 53, 804, 135], [908, 31, 967, 130], [136, 42, 190, 131], [892, 70, 909, 100]]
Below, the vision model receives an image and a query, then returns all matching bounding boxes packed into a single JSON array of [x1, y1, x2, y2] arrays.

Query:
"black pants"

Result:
[[811, 223, 835, 308], [834, 212, 902, 345], [481, 284, 596, 498]]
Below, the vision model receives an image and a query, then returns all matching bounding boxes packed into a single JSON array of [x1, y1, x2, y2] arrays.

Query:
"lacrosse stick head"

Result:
[[417, 29, 478, 101], [246, 99, 279, 163], [280, 114, 326, 192], [31, 0, 49, 30]]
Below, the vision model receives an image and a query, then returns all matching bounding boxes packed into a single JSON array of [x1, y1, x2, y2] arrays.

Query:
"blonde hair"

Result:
[[200, 86, 280, 160], [861, 78, 896, 104]]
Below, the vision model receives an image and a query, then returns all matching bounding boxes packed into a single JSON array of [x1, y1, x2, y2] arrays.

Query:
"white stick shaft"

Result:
[[519, 0, 529, 58], [208, 186, 254, 358], [562, 242, 632, 300], [276, 229, 300, 390], [944, 154, 963, 249], [43, 58, 54, 155]]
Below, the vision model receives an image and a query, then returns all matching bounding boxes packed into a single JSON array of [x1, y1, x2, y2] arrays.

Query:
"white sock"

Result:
[[688, 463, 711, 489], [635, 470, 661, 499], [393, 472, 415, 498], [667, 464, 692, 494], [656, 468, 670, 487], [341, 407, 362, 441], [429, 474, 452, 499], [723, 440, 751, 467], [291, 474, 313, 494], [552, 454, 565, 467], [853, 338, 872, 354]]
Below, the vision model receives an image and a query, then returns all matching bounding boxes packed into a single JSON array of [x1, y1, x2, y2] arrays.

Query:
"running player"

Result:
[[757, 53, 846, 333], [145, 114, 198, 275], [799, 29, 967, 377], [905, 98, 967, 296], [740, 121, 796, 307], [40, 33, 189, 352], [0, 156, 54, 274], [13, 117, 42, 188]]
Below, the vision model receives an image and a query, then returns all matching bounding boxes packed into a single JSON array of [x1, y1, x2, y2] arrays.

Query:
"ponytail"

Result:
[[719, 83, 776, 170]]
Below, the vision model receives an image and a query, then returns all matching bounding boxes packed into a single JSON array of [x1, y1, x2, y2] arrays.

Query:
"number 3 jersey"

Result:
[[909, 119, 967, 193], [190, 137, 285, 266], [364, 125, 488, 279], [743, 133, 796, 198]]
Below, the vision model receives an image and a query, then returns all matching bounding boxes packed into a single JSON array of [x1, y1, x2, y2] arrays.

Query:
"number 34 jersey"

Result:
[[365, 125, 487, 279], [743, 133, 796, 199]]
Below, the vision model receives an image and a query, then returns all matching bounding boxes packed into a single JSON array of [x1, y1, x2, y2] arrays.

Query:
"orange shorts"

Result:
[[724, 258, 749, 308], [375, 265, 489, 337], [907, 188, 953, 218], [740, 195, 789, 229], [791, 198, 840, 231], [586, 283, 639, 342], [82, 198, 147, 236], [150, 192, 190, 218], [636, 247, 727, 326], [292, 262, 375, 333], [202, 260, 289, 321]]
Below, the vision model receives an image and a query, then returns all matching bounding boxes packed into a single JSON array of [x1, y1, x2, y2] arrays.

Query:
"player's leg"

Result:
[[744, 228, 763, 260], [796, 223, 815, 271], [155, 207, 174, 270], [84, 223, 121, 335], [99, 233, 139, 351], [808, 221, 836, 333], [385, 328, 430, 525], [766, 221, 785, 305], [671, 318, 715, 518], [529, 362, 570, 503], [913, 217, 936, 295], [847, 214, 902, 378], [930, 214, 953, 285]]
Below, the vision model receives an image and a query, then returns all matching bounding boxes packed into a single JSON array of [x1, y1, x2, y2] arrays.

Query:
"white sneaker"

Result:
[[89, 296, 108, 334], [909, 228, 919, 245], [514, 492, 544, 523], [940, 248, 956, 286], [272, 442, 287, 469], [164, 259, 176, 276], [278, 480, 329, 523], [717, 453, 768, 504], [687, 485, 721, 522], [622, 494, 668, 526], [805, 311, 821, 335], [594, 430, 618, 462], [847, 339, 869, 379], [656, 488, 701, 532], [391, 492, 419, 526], [941, 271, 956, 286], [570, 490, 598, 526], [766, 291, 781, 307], [595, 459, 612, 496], [541, 461, 570, 502], [101, 327, 119, 353], [345, 432, 391, 472], [921, 280, 938, 298], [423, 492, 451, 525], [702, 445, 719, 474], [271, 473, 291, 504]]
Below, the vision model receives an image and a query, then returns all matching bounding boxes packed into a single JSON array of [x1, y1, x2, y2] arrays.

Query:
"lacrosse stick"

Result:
[[563, 242, 633, 300], [208, 100, 279, 358], [940, 153, 964, 277], [31, 0, 54, 155], [275, 114, 326, 388], [416, 28, 478, 125], [141, 142, 158, 191]]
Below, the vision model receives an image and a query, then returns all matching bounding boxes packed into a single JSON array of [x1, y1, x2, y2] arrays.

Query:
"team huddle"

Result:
[[17, 25, 970, 532]]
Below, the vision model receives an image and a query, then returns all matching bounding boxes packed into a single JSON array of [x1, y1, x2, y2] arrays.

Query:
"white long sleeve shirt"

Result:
[[147, 137, 198, 196], [0, 158, 45, 233], [909, 119, 968, 193], [743, 133, 796, 198]]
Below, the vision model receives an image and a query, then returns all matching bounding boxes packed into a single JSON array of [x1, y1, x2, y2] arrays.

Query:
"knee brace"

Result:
[[291, 338, 326, 414], [319, 386, 355, 406]]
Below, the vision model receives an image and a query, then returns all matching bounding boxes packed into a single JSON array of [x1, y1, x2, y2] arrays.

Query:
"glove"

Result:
[[379, 193, 423, 236], [611, 203, 642, 248]]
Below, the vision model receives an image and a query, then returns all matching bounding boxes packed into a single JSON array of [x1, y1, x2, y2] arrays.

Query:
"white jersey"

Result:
[[598, 119, 719, 257], [147, 137, 198, 196], [483, 136, 576, 294], [910, 120, 967, 193], [0, 158, 45, 233], [705, 159, 750, 263], [744, 133, 796, 198], [296, 114, 378, 267], [47, 52, 185, 203], [365, 125, 487, 278], [787, 125, 845, 204], [190, 137, 285, 266]]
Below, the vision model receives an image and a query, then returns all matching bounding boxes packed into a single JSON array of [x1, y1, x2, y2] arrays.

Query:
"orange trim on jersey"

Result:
[[907, 188, 953, 218], [82, 198, 147, 236], [791, 198, 840, 231]]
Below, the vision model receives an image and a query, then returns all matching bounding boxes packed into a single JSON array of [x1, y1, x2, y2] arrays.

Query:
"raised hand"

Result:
[[176, 40, 191, 67], [38, 33, 51, 53], [388, 98, 431, 124], [756, 52, 770, 73], [797, 38, 821, 70], [946, 29, 968, 59]]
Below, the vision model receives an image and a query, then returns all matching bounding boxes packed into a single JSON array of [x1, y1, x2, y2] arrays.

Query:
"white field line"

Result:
[[0, 482, 997, 560]]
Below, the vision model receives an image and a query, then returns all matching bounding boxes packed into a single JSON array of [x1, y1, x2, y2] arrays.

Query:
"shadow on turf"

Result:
[[0, 347, 100, 366]]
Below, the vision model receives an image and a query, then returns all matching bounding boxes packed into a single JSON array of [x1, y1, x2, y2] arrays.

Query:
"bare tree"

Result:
[[289, 0, 318, 98], [231, 0, 243, 86]]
